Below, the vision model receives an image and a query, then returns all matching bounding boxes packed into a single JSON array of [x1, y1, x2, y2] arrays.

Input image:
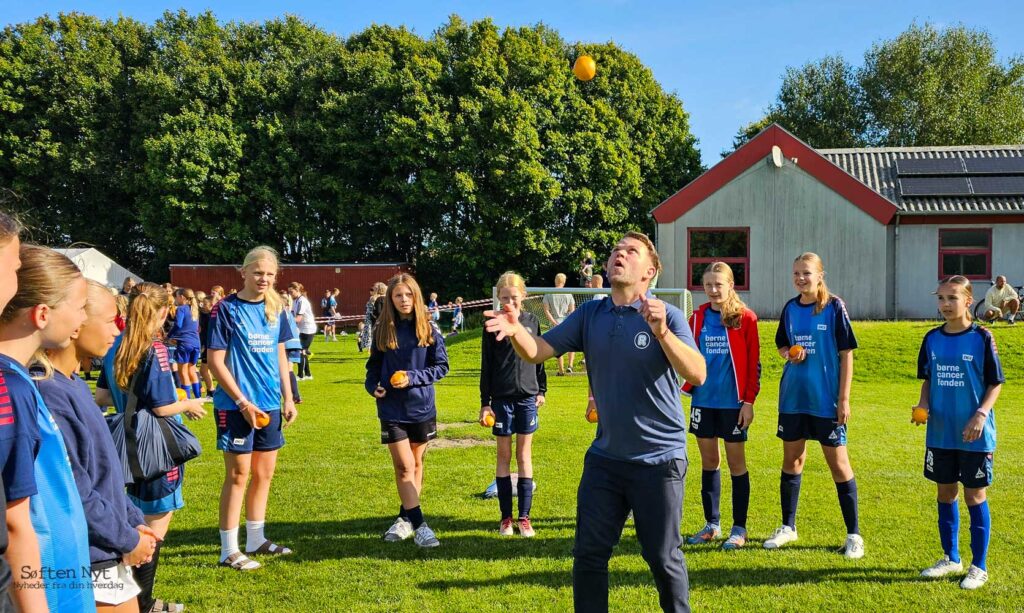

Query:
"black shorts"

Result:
[[925, 447, 993, 488], [689, 406, 747, 443], [380, 418, 437, 445], [776, 413, 847, 447]]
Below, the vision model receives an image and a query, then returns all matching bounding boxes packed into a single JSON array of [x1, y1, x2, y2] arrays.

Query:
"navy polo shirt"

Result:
[[543, 292, 697, 465]]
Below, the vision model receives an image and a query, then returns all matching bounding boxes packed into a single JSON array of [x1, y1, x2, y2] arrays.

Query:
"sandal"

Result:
[[149, 599, 185, 613], [247, 540, 293, 556], [218, 551, 261, 571]]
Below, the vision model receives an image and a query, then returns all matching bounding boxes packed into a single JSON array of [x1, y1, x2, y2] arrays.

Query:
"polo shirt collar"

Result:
[[604, 290, 655, 312]]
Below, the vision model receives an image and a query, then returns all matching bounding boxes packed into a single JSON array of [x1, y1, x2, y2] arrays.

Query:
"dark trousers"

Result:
[[298, 332, 315, 377], [573, 452, 690, 613]]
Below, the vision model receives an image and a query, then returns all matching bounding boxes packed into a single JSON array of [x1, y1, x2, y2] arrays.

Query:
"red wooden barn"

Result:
[[169, 263, 411, 318]]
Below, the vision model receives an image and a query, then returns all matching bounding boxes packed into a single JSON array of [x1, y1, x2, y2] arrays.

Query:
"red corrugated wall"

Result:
[[169, 263, 412, 318]]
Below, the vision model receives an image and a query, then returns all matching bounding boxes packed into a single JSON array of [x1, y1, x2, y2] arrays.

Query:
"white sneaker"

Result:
[[960, 565, 988, 590], [382, 517, 414, 542], [840, 533, 865, 559], [921, 556, 963, 578], [414, 523, 440, 548], [763, 525, 798, 549]]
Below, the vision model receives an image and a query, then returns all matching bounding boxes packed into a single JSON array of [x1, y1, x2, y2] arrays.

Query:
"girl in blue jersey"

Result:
[[113, 282, 206, 613], [0, 244, 92, 612], [766, 252, 863, 559], [915, 276, 1003, 590], [168, 288, 202, 399], [684, 262, 761, 550], [479, 272, 546, 538], [365, 273, 449, 548], [208, 246, 297, 571], [39, 281, 160, 612]]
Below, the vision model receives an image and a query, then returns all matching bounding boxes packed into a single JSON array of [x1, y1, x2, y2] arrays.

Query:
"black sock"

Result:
[[406, 505, 424, 529], [496, 475, 513, 520], [517, 477, 534, 519], [398, 505, 408, 519], [732, 472, 750, 529], [780, 471, 802, 529], [134, 540, 161, 612], [701, 469, 721, 525], [835, 478, 860, 535]]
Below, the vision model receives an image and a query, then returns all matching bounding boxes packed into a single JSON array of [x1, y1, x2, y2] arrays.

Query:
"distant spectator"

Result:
[[361, 282, 388, 353], [543, 273, 576, 375], [451, 297, 464, 334], [579, 257, 594, 287], [982, 276, 1019, 324], [591, 274, 608, 300], [120, 276, 136, 296]]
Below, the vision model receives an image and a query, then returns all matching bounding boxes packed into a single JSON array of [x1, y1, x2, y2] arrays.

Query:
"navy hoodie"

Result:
[[365, 319, 449, 422], [37, 370, 144, 567]]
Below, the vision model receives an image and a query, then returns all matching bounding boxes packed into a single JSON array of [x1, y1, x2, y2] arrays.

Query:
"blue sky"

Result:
[[3, 1, 1022, 166]]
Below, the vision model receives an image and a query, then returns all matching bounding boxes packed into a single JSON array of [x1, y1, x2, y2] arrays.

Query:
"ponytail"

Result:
[[702, 262, 748, 328], [115, 282, 168, 390], [175, 287, 199, 322]]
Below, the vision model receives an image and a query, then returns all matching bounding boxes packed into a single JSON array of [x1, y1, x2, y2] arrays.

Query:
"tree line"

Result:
[[0, 11, 702, 297]]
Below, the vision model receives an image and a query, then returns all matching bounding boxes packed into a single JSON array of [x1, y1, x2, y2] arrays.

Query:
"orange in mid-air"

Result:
[[788, 345, 803, 359], [254, 410, 271, 428], [911, 406, 929, 425], [390, 370, 409, 387], [573, 55, 596, 81]]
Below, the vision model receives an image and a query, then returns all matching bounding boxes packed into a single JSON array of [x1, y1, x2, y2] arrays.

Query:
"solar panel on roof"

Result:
[[970, 176, 1024, 196], [963, 157, 1024, 175], [899, 177, 972, 196], [895, 158, 965, 175]]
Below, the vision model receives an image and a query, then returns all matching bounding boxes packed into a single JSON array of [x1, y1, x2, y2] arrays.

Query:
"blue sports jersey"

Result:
[[918, 323, 1004, 452], [98, 337, 179, 417], [208, 294, 290, 411], [0, 356, 95, 613], [775, 296, 858, 418], [0, 357, 40, 503], [690, 308, 741, 409], [167, 307, 200, 350]]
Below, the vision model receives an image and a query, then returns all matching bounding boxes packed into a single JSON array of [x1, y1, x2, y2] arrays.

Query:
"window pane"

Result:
[[691, 262, 747, 287], [941, 253, 987, 277], [731, 262, 747, 287], [940, 230, 989, 249], [690, 264, 704, 288], [690, 230, 747, 258]]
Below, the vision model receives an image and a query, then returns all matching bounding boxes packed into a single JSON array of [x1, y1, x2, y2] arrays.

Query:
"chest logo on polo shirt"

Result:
[[962, 354, 973, 362], [634, 331, 651, 349], [817, 324, 828, 331]]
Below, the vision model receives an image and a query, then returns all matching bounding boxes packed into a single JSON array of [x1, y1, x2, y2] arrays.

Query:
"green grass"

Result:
[[155, 322, 1024, 612]]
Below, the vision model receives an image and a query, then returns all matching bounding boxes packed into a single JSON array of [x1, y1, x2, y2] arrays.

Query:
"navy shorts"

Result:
[[925, 447, 993, 488], [216, 408, 285, 453], [174, 345, 200, 365], [380, 418, 437, 445], [776, 412, 846, 447], [491, 397, 539, 436], [127, 464, 185, 514], [689, 406, 747, 442]]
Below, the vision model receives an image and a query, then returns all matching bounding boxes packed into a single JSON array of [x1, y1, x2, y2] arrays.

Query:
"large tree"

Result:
[[731, 23, 1024, 152]]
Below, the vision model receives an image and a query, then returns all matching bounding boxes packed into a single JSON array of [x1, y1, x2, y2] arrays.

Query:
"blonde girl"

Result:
[[684, 262, 761, 550], [766, 253, 862, 559], [207, 247, 297, 571], [479, 272, 546, 537], [365, 273, 449, 547], [915, 276, 1003, 589]]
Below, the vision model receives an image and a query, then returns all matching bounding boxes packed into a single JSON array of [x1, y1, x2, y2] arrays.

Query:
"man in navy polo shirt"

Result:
[[485, 232, 706, 613]]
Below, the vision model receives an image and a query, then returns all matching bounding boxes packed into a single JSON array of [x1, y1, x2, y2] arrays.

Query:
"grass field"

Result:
[[154, 321, 1023, 612]]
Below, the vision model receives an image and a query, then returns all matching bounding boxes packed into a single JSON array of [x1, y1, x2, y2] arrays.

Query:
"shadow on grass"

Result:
[[164, 515, 582, 563], [418, 564, 921, 591]]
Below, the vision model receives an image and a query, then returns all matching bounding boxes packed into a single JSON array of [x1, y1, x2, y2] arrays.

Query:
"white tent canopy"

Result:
[[54, 247, 142, 290]]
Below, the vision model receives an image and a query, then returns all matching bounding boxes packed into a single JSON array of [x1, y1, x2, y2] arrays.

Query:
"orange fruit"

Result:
[[176, 388, 187, 401], [788, 345, 803, 358], [586, 408, 598, 423], [482, 414, 495, 427], [911, 407, 928, 425], [573, 55, 596, 81], [254, 410, 271, 428], [389, 371, 408, 387]]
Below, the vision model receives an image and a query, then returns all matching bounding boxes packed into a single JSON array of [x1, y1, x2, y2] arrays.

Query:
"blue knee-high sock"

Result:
[[179, 384, 191, 399], [968, 501, 990, 571], [780, 472, 802, 529], [517, 477, 534, 519], [496, 476, 513, 520], [191, 383, 202, 398], [835, 478, 860, 535], [937, 501, 960, 563], [701, 469, 721, 526], [732, 472, 750, 529]]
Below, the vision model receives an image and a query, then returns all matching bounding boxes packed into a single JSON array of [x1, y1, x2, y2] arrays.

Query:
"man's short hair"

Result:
[[623, 231, 662, 276]]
